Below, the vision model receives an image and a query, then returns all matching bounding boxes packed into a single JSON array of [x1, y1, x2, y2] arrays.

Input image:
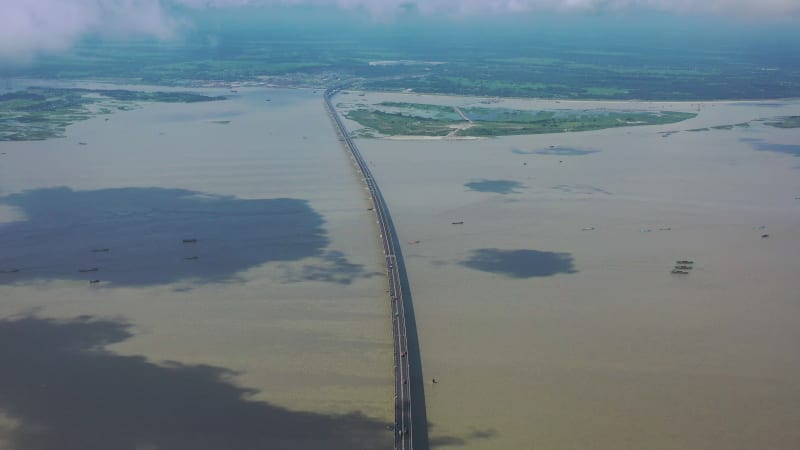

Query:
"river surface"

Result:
[[3, 85, 799, 449], [345, 91, 800, 449], [0, 87, 394, 449]]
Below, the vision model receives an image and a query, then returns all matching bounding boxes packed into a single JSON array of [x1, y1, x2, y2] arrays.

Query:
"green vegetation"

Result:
[[0, 87, 225, 141], [2, 20, 798, 101], [345, 104, 696, 137], [462, 107, 557, 122], [379, 102, 455, 114], [764, 116, 800, 128], [461, 111, 696, 137], [711, 122, 751, 130], [377, 102, 462, 120], [582, 87, 630, 96], [345, 109, 456, 136]]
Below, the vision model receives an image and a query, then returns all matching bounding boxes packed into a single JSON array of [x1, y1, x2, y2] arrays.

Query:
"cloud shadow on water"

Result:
[[0, 187, 363, 286], [427, 423, 498, 448], [552, 184, 612, 195], [0, 315, 390, 449], [741, 137, 800, 157], [464, 179, 524, 194], [284, 250, 381, 285], [461, 249, 577, 278]]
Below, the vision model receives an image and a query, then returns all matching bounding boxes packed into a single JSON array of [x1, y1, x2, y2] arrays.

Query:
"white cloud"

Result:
[[169, 0, 800, 17], [1, 0, 798, 63], [0, 0, 177, 63]]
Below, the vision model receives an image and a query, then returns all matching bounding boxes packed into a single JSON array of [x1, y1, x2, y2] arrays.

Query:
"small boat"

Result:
[[0, 268, 20, 274], [182, 238, 198, 244], [451, 221, 464, 225], [91, 248, 110, 253], [78, 268, 99, 273], [184, 256, 199, 260], [88, 279, 101, 284], [761, 234, 770, 238], [671, 270, 689, 275], [676, 260, 694, 264], [674, 265, 692, 270]]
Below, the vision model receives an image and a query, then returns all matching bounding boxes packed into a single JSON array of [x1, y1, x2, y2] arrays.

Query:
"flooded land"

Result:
[[342, 91, 800, 449], [1, 83, 799, 449], [0, 87, 394, 449]]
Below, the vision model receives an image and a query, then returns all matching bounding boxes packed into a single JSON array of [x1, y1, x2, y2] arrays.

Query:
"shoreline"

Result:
[[5, 77, 800, 104]]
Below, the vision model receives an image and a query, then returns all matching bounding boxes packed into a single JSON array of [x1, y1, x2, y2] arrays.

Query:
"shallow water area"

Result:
[[0, 86, 393, 449], [347, 91, 800, 449]]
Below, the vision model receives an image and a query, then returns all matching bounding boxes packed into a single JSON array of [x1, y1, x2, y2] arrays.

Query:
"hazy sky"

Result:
[[2, 0, 799, 62]]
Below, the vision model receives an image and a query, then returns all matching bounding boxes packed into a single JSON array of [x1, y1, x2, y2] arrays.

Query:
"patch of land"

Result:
[[343, 101, 696, 138], [764, 115, 800, 128], [711, 122, 751, 130], [0, 87, 226, 141], [345, 109, 457, 137], [3, 20, 799, 101]]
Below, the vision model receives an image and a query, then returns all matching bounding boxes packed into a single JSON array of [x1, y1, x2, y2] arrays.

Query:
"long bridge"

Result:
[[324, 88, 416, 450]]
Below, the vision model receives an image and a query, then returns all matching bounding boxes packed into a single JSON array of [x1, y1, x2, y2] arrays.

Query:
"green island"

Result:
[[345, 102, 696, 137], [0, 87, 226, 141], [711, 122, 751, 130], [763, 116, 800, 128]]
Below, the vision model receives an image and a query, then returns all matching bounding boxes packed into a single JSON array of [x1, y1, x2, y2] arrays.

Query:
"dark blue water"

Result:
[[460, 249, 577, 278], [0, 186, 364, 286], [741, 137, 800, 156], [0, 315, 388, 449], [464, 179, 524, 194]]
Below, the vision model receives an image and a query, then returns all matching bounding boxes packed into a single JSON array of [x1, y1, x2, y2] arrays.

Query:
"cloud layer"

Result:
[[1, 0, 179, 63], [2, 0, 799, 63], [171, 0, 800, 18]]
